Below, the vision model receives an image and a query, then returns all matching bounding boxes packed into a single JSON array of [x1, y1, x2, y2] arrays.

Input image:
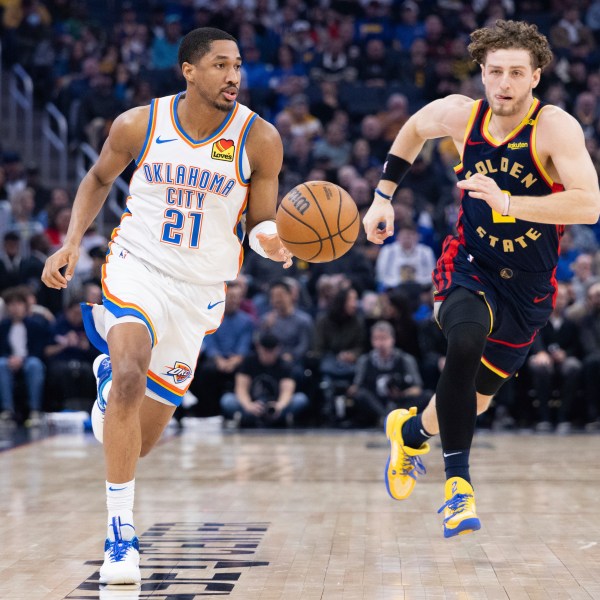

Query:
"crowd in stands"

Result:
[[1, 0, 600, 432]]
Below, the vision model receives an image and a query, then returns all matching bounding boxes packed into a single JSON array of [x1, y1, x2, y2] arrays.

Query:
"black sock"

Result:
[[402, 413, 432, 449], [443, 449, 471, 483]]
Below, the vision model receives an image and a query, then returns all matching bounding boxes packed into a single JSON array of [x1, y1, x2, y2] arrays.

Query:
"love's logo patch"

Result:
[[211, 139, 235, 162]]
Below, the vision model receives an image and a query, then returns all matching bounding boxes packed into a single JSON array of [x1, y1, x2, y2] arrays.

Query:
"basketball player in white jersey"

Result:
[[42, 28, 292, 586]]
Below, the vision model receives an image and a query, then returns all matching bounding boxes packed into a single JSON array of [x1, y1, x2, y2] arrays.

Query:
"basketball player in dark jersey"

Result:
[[363, 19, 600, 538]]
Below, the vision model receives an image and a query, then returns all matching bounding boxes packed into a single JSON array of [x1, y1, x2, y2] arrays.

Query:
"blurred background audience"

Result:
[[1, 0, 600, 431]]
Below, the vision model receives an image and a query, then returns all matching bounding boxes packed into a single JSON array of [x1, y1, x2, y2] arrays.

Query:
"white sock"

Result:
[[106, 479, 135, 541]]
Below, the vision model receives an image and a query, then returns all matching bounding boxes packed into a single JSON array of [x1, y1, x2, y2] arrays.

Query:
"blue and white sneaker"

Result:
[[92, 354, 112, 443], [99, 517, 141, 585]]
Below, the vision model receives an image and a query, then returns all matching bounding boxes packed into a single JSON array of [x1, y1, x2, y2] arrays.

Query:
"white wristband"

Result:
[[249, 220, 277, 258], [502, 193, 511, 216]]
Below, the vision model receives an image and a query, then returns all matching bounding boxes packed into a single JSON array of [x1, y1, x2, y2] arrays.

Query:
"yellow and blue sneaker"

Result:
[[384, 407, 430, 500], [438, 476, 481, 538]]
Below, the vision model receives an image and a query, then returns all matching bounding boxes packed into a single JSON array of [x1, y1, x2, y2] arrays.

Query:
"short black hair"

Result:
[[4, 231, 20, 242], [258, 332, 280, 350], [178, 27, 238, 67]]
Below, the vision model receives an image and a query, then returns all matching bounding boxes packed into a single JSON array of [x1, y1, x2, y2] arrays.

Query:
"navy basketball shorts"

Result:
[[432, 243, 556, 379]]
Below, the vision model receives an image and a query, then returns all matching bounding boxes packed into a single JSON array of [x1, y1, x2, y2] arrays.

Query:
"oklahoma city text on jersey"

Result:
[[141, 163, 236, 209]]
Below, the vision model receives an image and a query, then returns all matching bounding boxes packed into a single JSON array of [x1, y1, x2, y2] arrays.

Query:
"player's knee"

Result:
[[446, 323, 488, 365], [451, 327, 486, 352], [110, 365, 147, 405]]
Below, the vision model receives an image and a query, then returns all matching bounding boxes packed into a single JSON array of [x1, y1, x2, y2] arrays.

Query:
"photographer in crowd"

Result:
[[220, 332, 309, 428], [348, 320, 429, 427]]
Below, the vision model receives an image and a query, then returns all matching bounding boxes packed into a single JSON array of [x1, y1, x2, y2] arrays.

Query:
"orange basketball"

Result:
[[276, 181, 360, 263]]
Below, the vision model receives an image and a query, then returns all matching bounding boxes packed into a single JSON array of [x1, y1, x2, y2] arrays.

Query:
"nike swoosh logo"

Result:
[[156, 136, 177, 144], [443, 451, 462, 458], [533, 293, 550, 304], [466, 139, 485, 145], [108, 486, 127, 492], [207, 300, 225, 310]]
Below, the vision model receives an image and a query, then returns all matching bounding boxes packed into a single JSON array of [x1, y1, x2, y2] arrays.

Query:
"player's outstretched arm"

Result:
[[41, 107, 148, 289], [245, 116, 293, 268], [458, 107, 600, 224], [363, 95, 474, 244]]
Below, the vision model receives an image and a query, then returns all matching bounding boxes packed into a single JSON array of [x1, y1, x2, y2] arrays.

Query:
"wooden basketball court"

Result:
[[1, 423, 599, 599]]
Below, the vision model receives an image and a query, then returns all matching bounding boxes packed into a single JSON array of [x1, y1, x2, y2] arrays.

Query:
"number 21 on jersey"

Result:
[[161, 208, 203, 248]]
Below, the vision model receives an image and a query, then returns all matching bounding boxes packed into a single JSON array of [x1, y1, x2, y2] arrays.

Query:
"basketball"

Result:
[[276, 181, 360, 263]]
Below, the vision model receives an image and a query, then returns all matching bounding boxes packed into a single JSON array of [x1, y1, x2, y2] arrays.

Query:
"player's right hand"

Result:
[[255, 232, 293, 268], [362, 197, 395, 244], [41, 244, 80, 289]]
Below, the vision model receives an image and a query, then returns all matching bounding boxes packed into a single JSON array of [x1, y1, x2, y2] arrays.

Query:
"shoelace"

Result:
[[107, 538, 135, 563], [107, 516, 137, 562], [401, 454, 426, 480], [437, 493, 472, 518]]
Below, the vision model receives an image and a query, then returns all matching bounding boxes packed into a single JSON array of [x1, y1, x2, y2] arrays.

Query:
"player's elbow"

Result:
[[89, 166, 115, 190], [581, 213, 600, 225], [580, 191, 600, 224]]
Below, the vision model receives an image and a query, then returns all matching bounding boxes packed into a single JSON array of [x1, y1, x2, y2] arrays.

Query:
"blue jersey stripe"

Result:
[[80, 303, 110, 355], [102, 298, 156, 347], [238, 113, 257, 184], [236, 214, 245, 242], [146, 376, 182, 405]]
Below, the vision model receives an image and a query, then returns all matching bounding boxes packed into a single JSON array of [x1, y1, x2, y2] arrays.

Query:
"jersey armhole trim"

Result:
[[455, 99, 482, 172], [530, 106, 556, 188], [135, 98, 158, 165], [236, 112, 258, 185]]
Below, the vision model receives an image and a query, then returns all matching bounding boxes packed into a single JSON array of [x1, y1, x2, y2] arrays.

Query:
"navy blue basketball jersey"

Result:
[[453, 98, 565, 272]]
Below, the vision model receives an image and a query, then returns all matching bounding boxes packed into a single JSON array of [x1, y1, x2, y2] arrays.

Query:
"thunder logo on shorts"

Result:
[[165, 361, 192, 384]]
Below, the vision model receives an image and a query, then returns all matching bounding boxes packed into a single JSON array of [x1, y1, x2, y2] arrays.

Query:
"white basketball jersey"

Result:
[[112, 92, 257, 284]]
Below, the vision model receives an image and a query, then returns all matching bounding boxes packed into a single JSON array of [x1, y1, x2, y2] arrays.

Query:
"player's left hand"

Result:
[[363, 197, 395, 244], [457, 174, 505, 214], [256, 232, 293, 268]]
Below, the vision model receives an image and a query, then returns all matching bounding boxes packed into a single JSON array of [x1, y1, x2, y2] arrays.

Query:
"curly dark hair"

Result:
[[468, 19, 553, 71]]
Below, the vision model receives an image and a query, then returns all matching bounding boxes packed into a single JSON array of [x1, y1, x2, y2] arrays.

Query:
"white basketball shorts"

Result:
[[81, 242, 226, 406]]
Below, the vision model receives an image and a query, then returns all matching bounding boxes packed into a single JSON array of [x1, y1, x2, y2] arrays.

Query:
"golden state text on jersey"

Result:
[[453, 99, 565, 272], [112, 93, 257, 284]]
